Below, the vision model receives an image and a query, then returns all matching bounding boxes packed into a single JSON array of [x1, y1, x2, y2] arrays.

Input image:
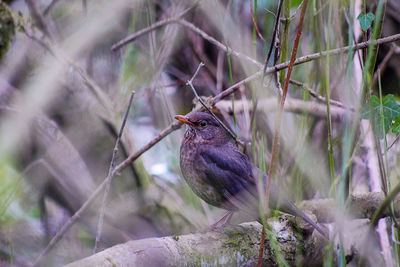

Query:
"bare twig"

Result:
[[387, 134, 400, 151], [263, 8, 276, 18], [216, 97, 348, 119], [93, 91, 135, 253], [113, 14, 400, 73], [281, 1, 303, 22], [249, 1, 265, 41], [212, 32, 400, 102], [113, 122, 184, 172], [213, 34, 400, 103], [271, 33, 400, 73], [177, 19, 263, 68], [186, 62, 238, 143], [110, 6, 194, 51], [263, 0, 283, 76], [289, 79, 354, 111], [213, 71, 262, 103]]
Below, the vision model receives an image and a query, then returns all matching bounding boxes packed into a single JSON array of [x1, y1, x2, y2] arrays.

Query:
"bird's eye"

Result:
[[199, 121, 207, 127]]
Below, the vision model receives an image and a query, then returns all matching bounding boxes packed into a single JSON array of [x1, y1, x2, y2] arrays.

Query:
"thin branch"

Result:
[[263, 0, 283, 76], [110, 6, 194, 51], [213, 34, 400, 104], [250, 0, 265, 41], [212, 71, 262, 103], [289, 79, 354, 111], [281, 0, 303, 22], [210, 32, 400, 104], [113, 15, 400, 73], [113, 122, 184, 171], [272, 33, 400, 73], [216, 98, 348, 119], [177, 19, 263, 68], [186, 62, 238, 143], [93, 91, 135, 253], [263, 8, 276, 18], [387, 133, 400, 151]]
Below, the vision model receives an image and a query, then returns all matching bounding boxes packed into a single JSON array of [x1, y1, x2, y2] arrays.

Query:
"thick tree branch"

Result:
[[64, 217, 389, 266], [65, 219, 326, 267], [64, 191, 399, 266], [300, 191, 400, 223]]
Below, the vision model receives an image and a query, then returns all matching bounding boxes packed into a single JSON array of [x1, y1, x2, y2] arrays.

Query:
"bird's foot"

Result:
[[207, 211, 234, 232]]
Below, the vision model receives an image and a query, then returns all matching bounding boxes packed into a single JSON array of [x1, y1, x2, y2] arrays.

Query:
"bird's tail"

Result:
[[285, 200, 327, 238]]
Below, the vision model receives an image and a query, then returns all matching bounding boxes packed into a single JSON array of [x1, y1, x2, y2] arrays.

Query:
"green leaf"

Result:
[[357, 12, 375, 31], [290, 0, 302, 8], [362, 94, 400, 138], [393, 118, 400, 134]]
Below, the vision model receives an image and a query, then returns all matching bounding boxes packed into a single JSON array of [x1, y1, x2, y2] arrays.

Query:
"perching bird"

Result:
[[175, 111, 325, 236]]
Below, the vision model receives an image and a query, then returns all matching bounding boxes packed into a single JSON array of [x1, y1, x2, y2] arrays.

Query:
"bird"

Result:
[[175, 111, 326, 237]]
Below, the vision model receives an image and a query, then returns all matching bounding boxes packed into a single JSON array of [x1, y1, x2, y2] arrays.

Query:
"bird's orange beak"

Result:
[[175, 115, 194, 126]]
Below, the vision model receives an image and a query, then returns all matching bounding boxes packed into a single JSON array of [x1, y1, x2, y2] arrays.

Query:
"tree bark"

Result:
[[65, 218, 322, 267], [64, 191, 398, 266]]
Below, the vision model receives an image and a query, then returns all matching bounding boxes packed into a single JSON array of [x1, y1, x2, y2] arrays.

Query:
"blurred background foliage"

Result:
[[0, 0, 400, 266]]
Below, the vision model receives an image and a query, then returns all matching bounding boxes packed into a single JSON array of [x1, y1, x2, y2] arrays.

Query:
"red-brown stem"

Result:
[[259, 0, 309, 264], [250, 0, 265, 41], [257, 227, 266, 267]]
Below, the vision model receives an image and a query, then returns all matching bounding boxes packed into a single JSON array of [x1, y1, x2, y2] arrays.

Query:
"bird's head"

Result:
[[175, 112, 228, 144]]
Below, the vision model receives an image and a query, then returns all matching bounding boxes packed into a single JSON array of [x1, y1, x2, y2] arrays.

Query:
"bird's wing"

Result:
[[197, 145, 327, 236], [197, 144, 258, 209]]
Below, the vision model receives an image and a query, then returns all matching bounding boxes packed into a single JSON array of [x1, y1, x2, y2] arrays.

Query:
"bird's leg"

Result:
[[208, 211, 234, 231]]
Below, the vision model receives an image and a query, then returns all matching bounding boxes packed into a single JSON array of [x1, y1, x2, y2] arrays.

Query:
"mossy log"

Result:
[[64, 191, 398, 266]]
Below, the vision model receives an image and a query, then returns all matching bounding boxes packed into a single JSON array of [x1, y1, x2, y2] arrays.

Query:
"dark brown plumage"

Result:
[[175, 112, 325, 236]]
